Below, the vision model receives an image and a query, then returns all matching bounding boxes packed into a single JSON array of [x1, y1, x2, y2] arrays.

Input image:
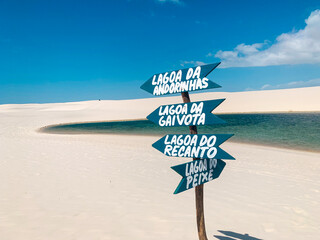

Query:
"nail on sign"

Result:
[[171, 159, 226, 194], [140, 63, 221, 96], [152, 134, 235, 160], [147, 99, 226, 127]]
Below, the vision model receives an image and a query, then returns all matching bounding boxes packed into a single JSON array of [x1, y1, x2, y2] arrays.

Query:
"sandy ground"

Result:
[[0, 87, 319, 240]]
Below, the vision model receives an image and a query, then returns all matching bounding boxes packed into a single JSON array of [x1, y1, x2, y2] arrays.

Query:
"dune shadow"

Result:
[[214, 230, 262, 240]]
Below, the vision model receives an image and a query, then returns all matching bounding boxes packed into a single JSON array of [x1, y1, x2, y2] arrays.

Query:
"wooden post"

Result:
[[181, 91, 208, 240]]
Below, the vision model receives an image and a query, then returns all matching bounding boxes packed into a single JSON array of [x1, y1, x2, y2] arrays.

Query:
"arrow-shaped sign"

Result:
[[140, 63, 221, 96], [171, 158, 226, 194], [152, 134, 235, 160], [147, 99, 226, 127]]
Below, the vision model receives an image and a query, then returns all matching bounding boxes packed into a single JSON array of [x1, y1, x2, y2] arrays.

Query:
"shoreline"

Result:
[[37, 110, 320, 131], [39, 128, 320, 154], [38, 111, 320, 154]]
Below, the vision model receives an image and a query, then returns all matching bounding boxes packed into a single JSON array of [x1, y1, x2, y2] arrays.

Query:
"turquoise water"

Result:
[[42, 113, 320, 152]]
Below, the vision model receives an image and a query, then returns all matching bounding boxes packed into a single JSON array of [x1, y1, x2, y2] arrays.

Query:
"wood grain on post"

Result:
[[181, 92, 208, 240]]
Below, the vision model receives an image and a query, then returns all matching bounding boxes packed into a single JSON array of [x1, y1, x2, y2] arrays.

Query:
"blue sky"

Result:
[[0, 0, 319, 104]]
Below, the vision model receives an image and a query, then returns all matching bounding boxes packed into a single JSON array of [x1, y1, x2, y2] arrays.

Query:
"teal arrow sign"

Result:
[[140, 63, 221, 96], [147, 99, 226, 127], [152, 134, 235, 160], [172, 158, 226, 194]]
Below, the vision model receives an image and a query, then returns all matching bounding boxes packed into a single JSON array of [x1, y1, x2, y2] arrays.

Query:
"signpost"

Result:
[[147, 99, 226, 127], [141, 62, 235, 240], [172, 159, 226, 194], [152, 134, 235, 159], [140, 63, 221, 96]]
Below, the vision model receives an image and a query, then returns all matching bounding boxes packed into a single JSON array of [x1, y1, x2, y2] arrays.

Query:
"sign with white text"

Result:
[[171, 158, 226, 194], [140, 63, 221, 96], [147, 99, 226, 127], [142, 62, 236, 239], [152, 134, 235, 160]]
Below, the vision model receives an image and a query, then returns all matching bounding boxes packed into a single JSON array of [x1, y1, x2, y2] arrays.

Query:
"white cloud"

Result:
[[213, 10, 320, 68], [244, 87, 255, 91], [180, 60, 206, 67], [157, 0, 182, 4], [260, 78, 320, 90]]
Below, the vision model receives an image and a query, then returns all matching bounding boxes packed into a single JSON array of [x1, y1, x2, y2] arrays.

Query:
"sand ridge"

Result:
[[0, 87, 319, 240]]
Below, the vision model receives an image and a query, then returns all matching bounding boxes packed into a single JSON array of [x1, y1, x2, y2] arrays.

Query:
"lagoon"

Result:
[[41, 112, 320, 152]]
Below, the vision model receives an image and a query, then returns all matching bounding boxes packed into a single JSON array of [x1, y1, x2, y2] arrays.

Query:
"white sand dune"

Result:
[[0, 87, 319, 240]]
